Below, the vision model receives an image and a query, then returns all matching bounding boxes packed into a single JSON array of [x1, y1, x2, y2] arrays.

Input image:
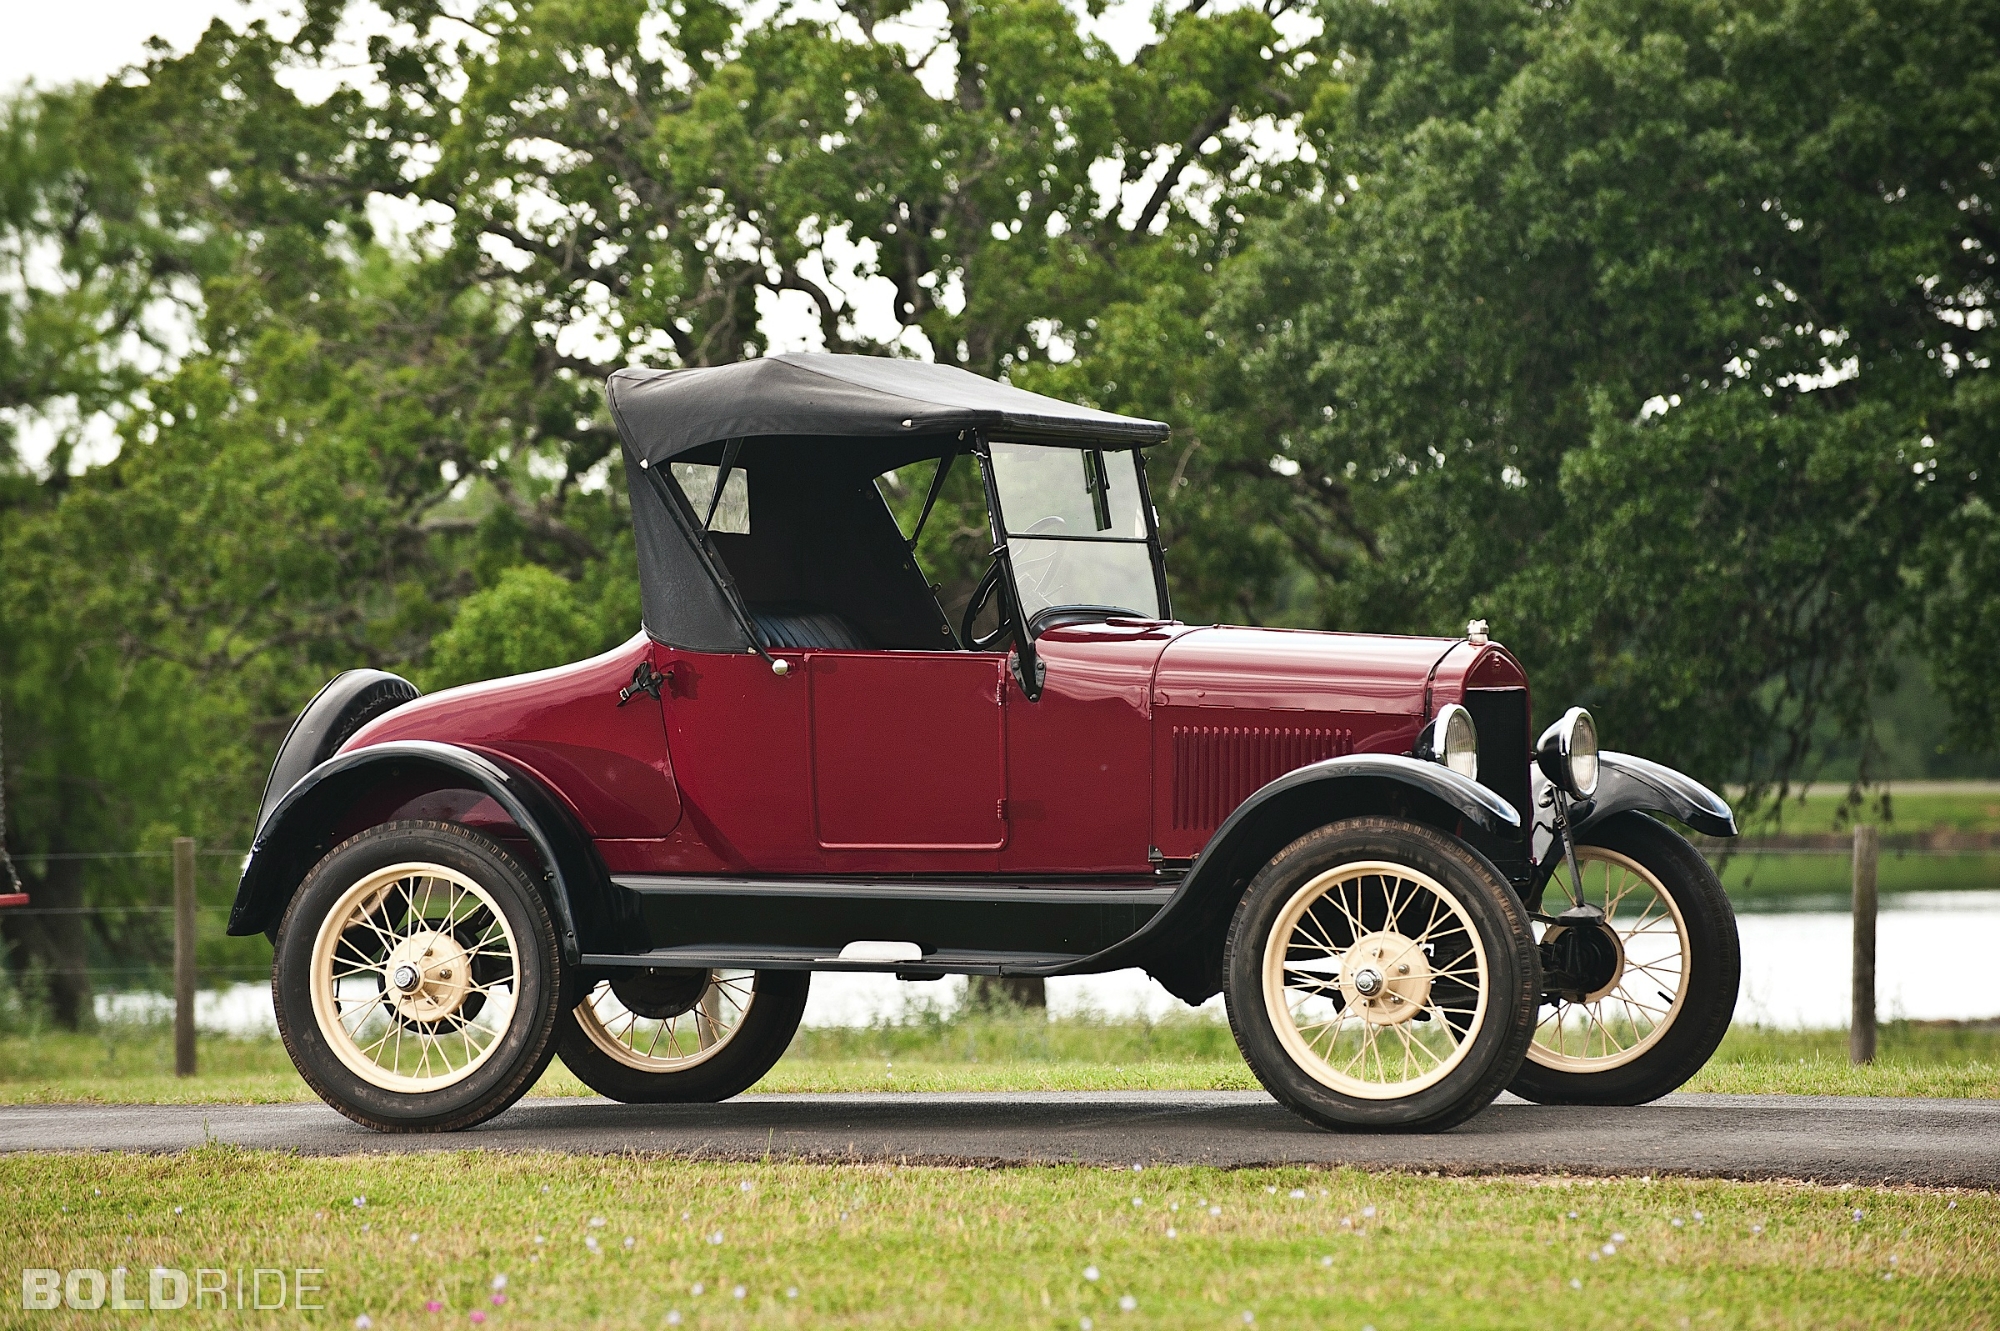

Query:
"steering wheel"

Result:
[[961, 558, 1015, 651], [1011, 515, 1070, 606]]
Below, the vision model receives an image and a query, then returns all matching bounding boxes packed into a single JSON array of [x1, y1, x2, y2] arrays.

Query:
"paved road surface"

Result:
[[1, 1092, 1992, 1187]]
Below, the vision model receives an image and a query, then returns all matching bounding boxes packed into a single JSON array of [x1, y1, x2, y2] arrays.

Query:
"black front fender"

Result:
[[1573, 752, 1737, 839], [227, 740, 622, 964], [1059, 754, 1521, 992]]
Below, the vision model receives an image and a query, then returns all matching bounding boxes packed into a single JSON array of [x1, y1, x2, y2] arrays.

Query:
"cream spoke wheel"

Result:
[[1261, 860, 1490, 1100], [574, 969, 758, 1072], [1529, 845, 1691, 1071], [308, 862, 521, 1093]]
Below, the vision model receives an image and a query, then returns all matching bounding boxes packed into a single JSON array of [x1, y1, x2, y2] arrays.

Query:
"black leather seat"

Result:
[[748, 603, 875, 650]]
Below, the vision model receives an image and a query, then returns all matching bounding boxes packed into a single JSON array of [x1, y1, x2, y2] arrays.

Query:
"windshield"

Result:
[[987, 442, 1164, 622]]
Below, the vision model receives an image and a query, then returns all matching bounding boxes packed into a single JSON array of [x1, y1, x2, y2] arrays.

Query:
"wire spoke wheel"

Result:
[[308, 861, 520, 1093], [1529, 846, 1691, 1071], [1261, 859, 1491, 1101], [573, 970, 757, 1072]]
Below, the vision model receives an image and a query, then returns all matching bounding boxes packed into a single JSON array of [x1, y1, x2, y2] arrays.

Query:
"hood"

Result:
[[1152, 626, 1520, 715], [1147, 626, 1529, 847]]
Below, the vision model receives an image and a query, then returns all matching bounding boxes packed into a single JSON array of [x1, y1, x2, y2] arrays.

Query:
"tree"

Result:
[[1109, 0, 2000, 807], [0, 0, 1325, 1016]]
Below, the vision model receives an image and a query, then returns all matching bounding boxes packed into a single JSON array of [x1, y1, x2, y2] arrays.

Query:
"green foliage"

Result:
[[1, 0, 1996, 1020], [1122, 0, 2000, 810], [0, 0, 1317, 1016], [425, 566, 601, 690]]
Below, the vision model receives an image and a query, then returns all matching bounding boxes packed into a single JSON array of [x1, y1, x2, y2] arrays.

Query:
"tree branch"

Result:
[[1132, 102, 1235, 235]]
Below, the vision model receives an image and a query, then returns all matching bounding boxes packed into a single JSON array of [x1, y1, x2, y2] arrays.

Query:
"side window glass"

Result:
[[671, 463, 750, 534]]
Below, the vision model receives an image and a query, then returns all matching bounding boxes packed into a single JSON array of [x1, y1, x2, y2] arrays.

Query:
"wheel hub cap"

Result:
[[1541, 920, 1626, 1003], [383, 931, 472, 1021], [1339, 931, 1432, 1026]]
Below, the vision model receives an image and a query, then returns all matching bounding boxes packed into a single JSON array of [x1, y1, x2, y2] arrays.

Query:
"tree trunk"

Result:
[[1, 854, 93, 1029], [966, 976, 1045, 1010]]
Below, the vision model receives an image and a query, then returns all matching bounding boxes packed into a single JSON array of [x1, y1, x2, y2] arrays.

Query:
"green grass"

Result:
[[1686, 1023, 2000, 1098], [1, 1012, 1992, 1105], [1714, 850, 2000, 903], [5, 1151, 1992, 1328], [1742, 786, 2000, 836]]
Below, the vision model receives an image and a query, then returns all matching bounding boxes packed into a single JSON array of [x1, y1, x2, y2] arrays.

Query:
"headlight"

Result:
[[1536, 706, 1599, 799], [1417, 703, 1479, 781]]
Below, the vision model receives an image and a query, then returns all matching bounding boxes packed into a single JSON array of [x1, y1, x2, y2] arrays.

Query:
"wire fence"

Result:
[[12, 849, 250, 861], [0, 846, 271, 1021]]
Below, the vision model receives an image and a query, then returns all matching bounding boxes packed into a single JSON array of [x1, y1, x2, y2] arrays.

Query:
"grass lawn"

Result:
[[1714, 850, 2000, 902], [1710, 782, 2000, 904], [1, 1013, 1993, 1105], [5, 1151, 1992, 1328], [1741, 786, 2000, 836]]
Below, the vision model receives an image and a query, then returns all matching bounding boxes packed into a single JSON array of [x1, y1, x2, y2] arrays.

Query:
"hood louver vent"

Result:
[[1172, 725, 1355, 831]]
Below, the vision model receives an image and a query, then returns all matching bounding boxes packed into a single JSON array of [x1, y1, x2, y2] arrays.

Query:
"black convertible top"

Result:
[[608, 354, 1169, 654], [606, 354, 1169, 463]]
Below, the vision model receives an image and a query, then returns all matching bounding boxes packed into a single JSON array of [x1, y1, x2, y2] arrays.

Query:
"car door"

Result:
[[999, 621, 1177, 874], [809, 650, 1008, 852]]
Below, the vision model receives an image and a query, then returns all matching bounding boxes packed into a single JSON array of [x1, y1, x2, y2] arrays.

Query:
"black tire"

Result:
[[1509, 813, 1739, 1106], [557, 970, 809, 1103], [272, 821, 567, 1133], [1223, 817, 1539, 1132]]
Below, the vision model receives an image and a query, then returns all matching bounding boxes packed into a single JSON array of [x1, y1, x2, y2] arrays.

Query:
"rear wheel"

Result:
[[1224, 817, 1538, 1132], [1509, 813, 1739, 1105], [272, 821, 566, 1132], [557, 968, 808, 1103]]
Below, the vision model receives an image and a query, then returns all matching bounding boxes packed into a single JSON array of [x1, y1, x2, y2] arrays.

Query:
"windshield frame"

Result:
[[972, 431, 1172, 693]]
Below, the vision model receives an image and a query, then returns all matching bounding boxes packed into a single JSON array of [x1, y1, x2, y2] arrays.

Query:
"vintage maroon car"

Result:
[[230, 355, 1741, 1134]]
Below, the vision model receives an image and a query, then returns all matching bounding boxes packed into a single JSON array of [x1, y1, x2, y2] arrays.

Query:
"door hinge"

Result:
[[618, 660, 669, 706], [996, 798, 1009, 822]]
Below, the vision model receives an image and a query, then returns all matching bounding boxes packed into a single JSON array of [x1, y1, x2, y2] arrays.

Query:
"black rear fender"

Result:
[[1092, 755, 1523, 1005], [257, 670, 421, 835], [228, 740, 629, 965]]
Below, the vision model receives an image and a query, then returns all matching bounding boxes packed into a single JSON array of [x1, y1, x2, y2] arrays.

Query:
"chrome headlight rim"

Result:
[[1537, 705, 1599, 799], [1418, 702, 1480, 783]]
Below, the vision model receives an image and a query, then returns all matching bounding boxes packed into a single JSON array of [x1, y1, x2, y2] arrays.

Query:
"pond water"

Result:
[[95, 891, 2000, 1036]]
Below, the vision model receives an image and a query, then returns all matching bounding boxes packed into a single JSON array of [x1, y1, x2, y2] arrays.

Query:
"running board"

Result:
[[592, 873, 1175, 962], [611, 874, 1174, 906], [578, 945, 1086, 977]]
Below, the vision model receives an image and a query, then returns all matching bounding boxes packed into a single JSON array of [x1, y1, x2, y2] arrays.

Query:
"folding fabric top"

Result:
[[606, 354, 1169, 464]]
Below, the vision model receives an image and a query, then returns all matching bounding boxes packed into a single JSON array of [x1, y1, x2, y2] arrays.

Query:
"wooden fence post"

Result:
[[1850, 824, 1878, 1066], [173, 837, 197, 1077]]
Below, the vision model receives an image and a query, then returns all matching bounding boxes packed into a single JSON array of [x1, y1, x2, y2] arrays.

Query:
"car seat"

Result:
[[747, 602, 876, 650]]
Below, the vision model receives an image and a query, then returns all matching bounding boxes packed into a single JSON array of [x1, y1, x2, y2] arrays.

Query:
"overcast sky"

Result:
[[1, 0, 1179, 96], [2, 1, 286, 95]]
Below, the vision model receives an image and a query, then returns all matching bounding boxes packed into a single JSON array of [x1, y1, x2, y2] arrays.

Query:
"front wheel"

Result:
[[1223, 817, 1539, 1132], [557, 968, 808, 1102], [1509, 813, 1740, 1106]]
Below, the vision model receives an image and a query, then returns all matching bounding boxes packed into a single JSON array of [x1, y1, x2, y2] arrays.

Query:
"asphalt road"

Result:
[[1, 1092, 1993, 1187]]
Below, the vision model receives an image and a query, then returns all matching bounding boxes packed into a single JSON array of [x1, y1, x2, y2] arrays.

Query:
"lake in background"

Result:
[[96, 889, 2000, 1036]]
